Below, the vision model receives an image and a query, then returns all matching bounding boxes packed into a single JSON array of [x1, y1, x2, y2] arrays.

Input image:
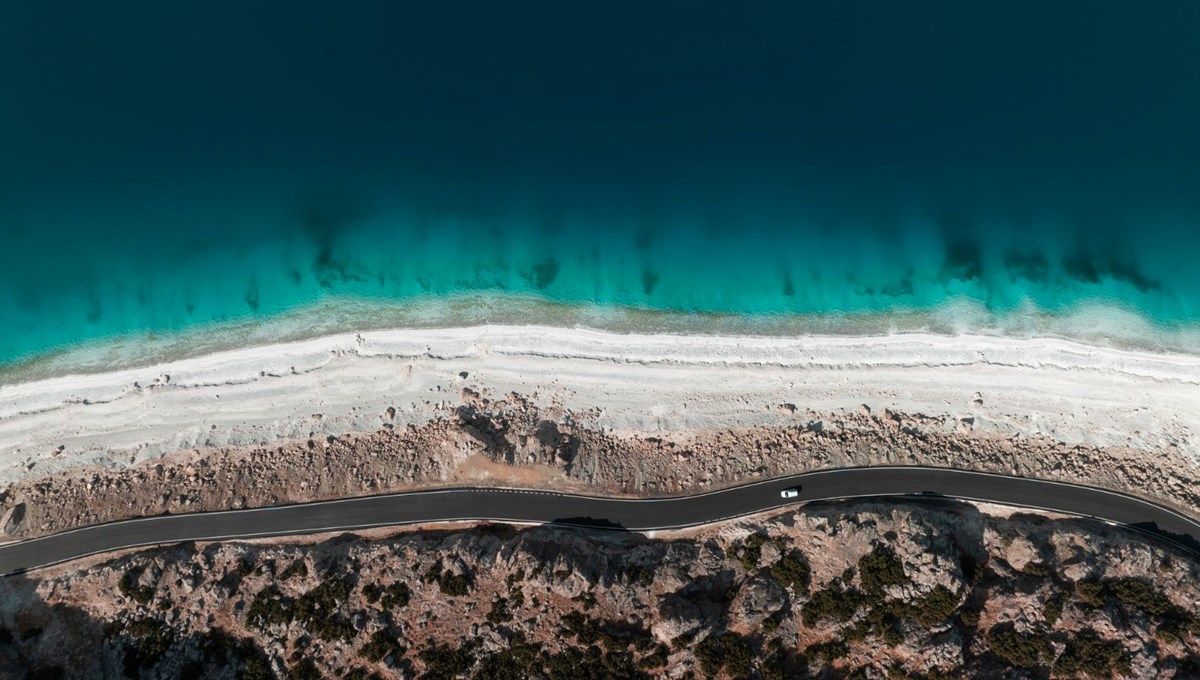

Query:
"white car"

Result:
[[779, 487, 801, 499]]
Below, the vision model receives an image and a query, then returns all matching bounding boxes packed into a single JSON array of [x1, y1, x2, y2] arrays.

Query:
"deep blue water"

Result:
[[3, 1, 1200, 370]]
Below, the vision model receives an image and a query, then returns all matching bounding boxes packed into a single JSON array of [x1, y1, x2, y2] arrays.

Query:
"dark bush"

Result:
[[1107, 578, 1174, 617], [247, 576, 354, 641], [858, 547, 908, 596], [1044, 590, 1071, 625], [364, 581, 411, 609], [288, 659, 322, 680], [1021, 562, 1051, 577], [1075, 580, 1104, 607], [727, 533, 768, 572], [986, 626, 1048, 668], [910, 585, 961, 628], [438, 572, 471, 597], [279, 560, 308, 581], [487, 597, 514, 625], [770, 552, 811, 594], [802, 585, 866, 626], [360, 627, 406, 665], [473, 633, 542, 679], [418, 641, 478, 680], [806, 639, 850, 663], [118, 566, 155, 606], [1053, 630, 1127, 678], [695, 632, 754, 677]]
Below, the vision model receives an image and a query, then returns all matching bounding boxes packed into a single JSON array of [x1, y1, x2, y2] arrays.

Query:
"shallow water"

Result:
[[2, 2, 1199, 373]]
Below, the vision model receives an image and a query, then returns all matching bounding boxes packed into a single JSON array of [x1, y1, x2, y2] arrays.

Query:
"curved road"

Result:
[[3, 466, 1200, 575]]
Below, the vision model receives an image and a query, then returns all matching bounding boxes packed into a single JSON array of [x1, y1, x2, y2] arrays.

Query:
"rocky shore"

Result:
[[3, 499, 1198, 679], [2, 387, 1199, 542]]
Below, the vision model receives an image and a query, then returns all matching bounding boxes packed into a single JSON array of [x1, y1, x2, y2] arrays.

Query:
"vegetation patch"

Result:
[[986, 625, 1049, 668], [858, 547, 908, 596], [361, 627, 407, 665], [363, 581, 412, 609], [118, 566, 155, 606], [802, 583, 866, 626], [487, 596, 515, 624], [559, 611, 657, 653], [107, 617, 175, 676], [245, 575, 355, 640], [419, 640, 479, 679], [727, 532, 769, 572], [422, 561, 473, 597], [1053, 630, 1129, 678], [769, 552, 812, 594], [695, 631, 755, 678], [279, 559, 308, 581], [1044, 589, 1071, 625]]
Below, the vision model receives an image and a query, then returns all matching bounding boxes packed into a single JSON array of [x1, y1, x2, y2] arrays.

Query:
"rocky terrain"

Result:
[[2, 499, 1199, 679], [2, 387, 1199, 541]]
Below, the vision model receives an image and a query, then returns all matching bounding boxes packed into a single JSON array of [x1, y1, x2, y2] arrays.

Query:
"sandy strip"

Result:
[[1, 326, 1198, 486]]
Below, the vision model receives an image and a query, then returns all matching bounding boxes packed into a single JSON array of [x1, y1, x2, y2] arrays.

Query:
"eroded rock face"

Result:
[[3, 389, 1200, 541], [2, 500, 1198, 679]]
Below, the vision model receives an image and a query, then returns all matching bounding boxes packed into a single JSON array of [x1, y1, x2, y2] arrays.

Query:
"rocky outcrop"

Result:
[[2, 500, 1198, 679], [2, 387, 1199, 542]]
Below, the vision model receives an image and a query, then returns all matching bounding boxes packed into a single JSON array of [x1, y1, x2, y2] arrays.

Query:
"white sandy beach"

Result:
[[1, 325, 1199, 487]]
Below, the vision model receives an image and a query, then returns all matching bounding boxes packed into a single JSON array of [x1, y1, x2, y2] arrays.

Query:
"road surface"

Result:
[[3, 466, 1199, 575]]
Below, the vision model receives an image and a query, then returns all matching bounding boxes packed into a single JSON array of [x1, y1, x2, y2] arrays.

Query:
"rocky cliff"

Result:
[[2, 499, 1198, 679]]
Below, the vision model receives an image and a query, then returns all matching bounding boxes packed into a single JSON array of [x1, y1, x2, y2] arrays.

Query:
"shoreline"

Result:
[[1, 324, 1199, 490], [5, 293, 1200, 386]]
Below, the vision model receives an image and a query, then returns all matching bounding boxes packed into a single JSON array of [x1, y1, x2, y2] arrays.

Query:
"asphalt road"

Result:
[[3, 466, 1199, 576]]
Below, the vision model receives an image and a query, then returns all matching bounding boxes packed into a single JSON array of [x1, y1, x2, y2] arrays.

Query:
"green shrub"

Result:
[[292, 576, 355, 641], [288, 659, 323, 680], [637, 644, 669, 669], [438, 573, 471, 597], [1107, 578, 1174, 616], [806, 639, 850, 663], [986, 626, 1048, 668], [110, 617, 175, 675], [246, 585, 293, 629], [882, 624, 905, 646], [910, 586, 961, 628], [505, 569, 526, 589], [419, 641, 478, 679], [118, 566, 155, 606], [802, 585, 866, 626], [247, 576, 355, 641], [770, 553, 811, 594], [671, 631, 696, 651], [1044, 590, 1071, 625], [1053, 630, 1126, 678], [858, 548, 908, 597], [380, 582, 412, 609], [1021, 562, 1051, 577], [571, 590, 597, 611], [487, 597, 514, 625], [695, 632, 754, 677], [1075, 580, 1104, 607], [360, 627, 406, 664], [735, 533, 769, 571], [280, 560, 308, 581], [474, 632, 542, 679], [761, 611, 783, 634]]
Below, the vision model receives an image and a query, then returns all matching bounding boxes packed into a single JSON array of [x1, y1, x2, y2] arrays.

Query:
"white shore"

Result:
[[1, 325, 1198, 486]]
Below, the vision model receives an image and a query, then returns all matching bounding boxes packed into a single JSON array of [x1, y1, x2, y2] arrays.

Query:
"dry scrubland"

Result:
[[2, 500, 1199, 679]]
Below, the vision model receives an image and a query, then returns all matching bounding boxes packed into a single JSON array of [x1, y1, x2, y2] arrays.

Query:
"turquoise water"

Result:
[[2, 2, 1200, 372]]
